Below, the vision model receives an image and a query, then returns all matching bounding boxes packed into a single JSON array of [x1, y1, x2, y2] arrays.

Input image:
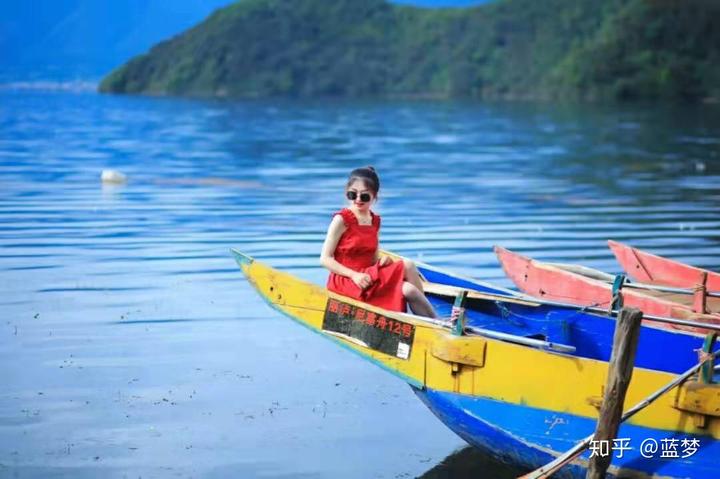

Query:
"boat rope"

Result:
[[449, 305, 464, 324]]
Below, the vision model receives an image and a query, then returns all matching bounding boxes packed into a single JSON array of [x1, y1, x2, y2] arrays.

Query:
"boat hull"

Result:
[[494, 246, 720, 334], [416, 387, 720, 479], [232, 249, 720, 478], [609, 240, 720, 292]]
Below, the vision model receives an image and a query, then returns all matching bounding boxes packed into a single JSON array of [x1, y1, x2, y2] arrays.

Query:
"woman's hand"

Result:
[[352, 272, 373, 290], [377, 255, 393, 267]]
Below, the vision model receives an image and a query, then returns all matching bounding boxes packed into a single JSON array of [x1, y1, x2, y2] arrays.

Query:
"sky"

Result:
[[0, 0, 491, 82], [0, 0, 234, 80]]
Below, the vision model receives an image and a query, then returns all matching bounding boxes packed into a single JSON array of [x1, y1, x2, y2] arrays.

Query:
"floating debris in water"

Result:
[[101, 169, 127, 184]]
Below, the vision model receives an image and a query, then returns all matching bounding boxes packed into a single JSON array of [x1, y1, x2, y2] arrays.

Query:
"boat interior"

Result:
[[417, 275, 719, 378]]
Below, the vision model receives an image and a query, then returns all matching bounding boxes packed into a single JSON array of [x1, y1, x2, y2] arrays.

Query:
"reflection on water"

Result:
[[1, 90, 719, 478], [419, 446, 527, 478]]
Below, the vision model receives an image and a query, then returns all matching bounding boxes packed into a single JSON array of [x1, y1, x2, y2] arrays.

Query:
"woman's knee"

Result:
[[402, 281, 421, 299]]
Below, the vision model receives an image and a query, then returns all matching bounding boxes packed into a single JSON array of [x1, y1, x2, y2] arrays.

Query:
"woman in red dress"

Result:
[[320, 166, 437, 318]]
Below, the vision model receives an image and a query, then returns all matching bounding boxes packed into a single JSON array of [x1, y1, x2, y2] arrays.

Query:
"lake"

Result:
[[1, 88, 719, 478]]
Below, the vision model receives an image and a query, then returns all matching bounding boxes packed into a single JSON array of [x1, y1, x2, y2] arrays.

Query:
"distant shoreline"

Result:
[[0, 80, 98, 93]]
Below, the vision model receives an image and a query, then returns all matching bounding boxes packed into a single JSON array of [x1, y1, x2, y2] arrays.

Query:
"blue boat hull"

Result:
[[414, 387, 718, 479]]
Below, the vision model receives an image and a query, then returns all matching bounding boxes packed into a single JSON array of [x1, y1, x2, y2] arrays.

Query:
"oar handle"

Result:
[[465, 325, 576, 354]]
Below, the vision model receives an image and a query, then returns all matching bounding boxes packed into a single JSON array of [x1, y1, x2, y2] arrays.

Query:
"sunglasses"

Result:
[[346, 191, 373, 203]]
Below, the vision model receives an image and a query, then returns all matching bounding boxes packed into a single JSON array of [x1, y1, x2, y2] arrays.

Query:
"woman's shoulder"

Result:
[[333, 208, 356, 226], [331, 208, 380, 227]]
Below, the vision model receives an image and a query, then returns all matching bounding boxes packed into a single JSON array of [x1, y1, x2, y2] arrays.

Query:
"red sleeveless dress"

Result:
[[327, 208, 407, 312]]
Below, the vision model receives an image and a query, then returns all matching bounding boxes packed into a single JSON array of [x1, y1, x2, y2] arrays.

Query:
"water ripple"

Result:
[[1, 90, 720, 478]]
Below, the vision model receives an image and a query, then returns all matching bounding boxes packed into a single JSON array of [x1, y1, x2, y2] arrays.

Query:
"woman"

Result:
[[320, 166, 437, 318]]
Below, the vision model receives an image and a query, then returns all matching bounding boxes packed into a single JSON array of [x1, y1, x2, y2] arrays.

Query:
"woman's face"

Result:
[[346, 179, 375, 212]]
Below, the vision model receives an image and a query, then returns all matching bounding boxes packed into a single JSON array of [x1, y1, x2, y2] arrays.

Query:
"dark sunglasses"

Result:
[[346, 191, 372, 202]]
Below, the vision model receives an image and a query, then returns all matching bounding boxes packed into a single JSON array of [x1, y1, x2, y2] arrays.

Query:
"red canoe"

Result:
[[608, 240, 720, 292], [494, 245, 720, 334]]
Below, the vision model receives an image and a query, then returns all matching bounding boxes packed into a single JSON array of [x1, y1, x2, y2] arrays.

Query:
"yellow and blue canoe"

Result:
[[232, 249, 720, 478]]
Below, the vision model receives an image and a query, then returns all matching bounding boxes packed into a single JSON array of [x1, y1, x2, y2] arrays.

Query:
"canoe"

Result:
[[495, 246, 720, 334], [232, 249, 720, 478], [609, 240, 720, 292]]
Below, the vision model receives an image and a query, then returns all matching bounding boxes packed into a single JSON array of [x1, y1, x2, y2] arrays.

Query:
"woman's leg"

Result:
[[402, 282, 437, 318], [402, 259, 425, 293]]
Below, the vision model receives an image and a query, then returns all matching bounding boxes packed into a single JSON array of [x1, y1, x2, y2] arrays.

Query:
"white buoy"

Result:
[[101, 169, 127, 184]]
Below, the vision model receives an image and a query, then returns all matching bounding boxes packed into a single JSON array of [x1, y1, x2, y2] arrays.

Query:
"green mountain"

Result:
[[99, 0, 720, 102]]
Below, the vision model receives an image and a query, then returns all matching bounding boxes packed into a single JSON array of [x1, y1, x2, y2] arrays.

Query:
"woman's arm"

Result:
[[320, 215, 358, 278], [375, 250, 392, 266]]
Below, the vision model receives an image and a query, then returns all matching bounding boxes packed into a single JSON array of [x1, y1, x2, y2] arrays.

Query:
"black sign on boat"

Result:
[[322, 298, 415, 360]]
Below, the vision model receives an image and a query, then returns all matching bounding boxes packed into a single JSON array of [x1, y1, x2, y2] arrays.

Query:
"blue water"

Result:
[[1, 89, 719, 478]]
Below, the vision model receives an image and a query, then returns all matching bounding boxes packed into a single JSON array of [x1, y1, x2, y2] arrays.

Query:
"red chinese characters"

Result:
[[401, 323, 412, 338], [327, 299, 415, 339], [376, 316, 388, 330]]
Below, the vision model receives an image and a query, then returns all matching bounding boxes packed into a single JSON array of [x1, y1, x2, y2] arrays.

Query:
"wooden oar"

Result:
[[464, 325, 576, 353], [422, 281, 541, 306], [409, 310, 577, 354], [622, 280, 720, 298], [547, 261, 720, 298], [518, 348, 720, 479]]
